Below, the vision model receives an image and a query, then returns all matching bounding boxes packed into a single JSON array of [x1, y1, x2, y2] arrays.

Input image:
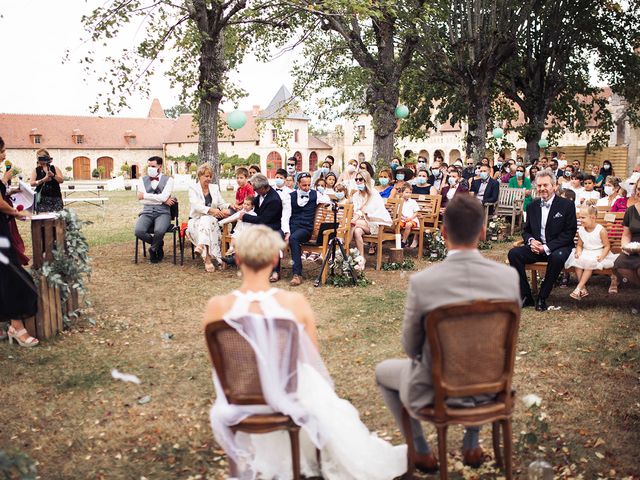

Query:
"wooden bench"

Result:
[[516, 212, 625, 294], [362, 198, 403, 270], [411, 194, 442, 258], [496, 186, 526, 235]]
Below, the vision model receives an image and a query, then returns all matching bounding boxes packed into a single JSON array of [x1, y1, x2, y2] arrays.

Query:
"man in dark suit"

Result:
[[470, 165, 499, 206], [237, 174, 283, 281], [508, 169, 577, 311]]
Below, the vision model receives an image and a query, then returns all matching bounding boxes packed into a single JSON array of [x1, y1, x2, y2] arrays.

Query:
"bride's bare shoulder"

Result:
[[202, 294, 235, 328], [274, 290, 309, 309]]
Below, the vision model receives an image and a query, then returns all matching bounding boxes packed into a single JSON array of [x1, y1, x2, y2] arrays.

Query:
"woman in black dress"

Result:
[[29, 148, 64, 212], [0, 137, 39, 347], [614, 181, 640, 290]]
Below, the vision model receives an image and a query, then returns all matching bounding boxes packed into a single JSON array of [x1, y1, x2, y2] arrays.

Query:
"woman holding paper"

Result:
[[0, 137, 38, 347]]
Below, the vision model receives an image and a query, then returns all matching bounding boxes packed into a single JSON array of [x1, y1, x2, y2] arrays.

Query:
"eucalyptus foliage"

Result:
[[0, 449, 37, 480]]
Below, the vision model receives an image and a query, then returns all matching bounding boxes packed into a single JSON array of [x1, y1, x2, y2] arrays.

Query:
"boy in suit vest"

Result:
[[134, 156, 175, 263], [288, 172, 331, 286]]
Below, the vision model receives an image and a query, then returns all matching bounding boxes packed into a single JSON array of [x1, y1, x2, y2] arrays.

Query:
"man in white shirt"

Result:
[[134, 156, 175, 263], [273, 168, 293, 239]]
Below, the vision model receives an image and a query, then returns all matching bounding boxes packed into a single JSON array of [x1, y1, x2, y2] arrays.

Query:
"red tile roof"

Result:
[[0, 113, 175, 149]]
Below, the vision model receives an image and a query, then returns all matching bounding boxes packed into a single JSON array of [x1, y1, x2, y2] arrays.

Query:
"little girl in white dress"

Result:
[[565, 205, 618, 299]]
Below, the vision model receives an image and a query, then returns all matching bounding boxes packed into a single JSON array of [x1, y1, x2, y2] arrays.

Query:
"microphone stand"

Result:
[[314, 202, 357, 287]]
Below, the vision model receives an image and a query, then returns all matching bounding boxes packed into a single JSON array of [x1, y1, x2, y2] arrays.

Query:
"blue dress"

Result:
[[379, 185, 394, 199]]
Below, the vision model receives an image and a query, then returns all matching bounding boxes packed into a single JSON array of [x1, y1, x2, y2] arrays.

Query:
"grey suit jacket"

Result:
[[399, 250, 520, 415]]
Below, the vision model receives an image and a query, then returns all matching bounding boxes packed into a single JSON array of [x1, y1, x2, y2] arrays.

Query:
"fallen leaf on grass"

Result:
[[594, 437, 605, 448], [138, 395, 152, 405], [595, 451, 605, 459]]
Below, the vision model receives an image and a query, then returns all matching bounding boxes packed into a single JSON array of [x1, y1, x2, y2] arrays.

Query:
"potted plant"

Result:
[[91, 168, 100, 179]]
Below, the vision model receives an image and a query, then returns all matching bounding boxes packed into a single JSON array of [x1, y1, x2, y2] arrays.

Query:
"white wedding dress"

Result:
[[209, 288, 407, 480]]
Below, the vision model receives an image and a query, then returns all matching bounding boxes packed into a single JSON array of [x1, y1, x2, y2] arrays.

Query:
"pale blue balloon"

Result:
[[227, 110, 247, 130], [492, 127, 504, 139], [395, 105, 409, 119], [538, 138, 549, 149]]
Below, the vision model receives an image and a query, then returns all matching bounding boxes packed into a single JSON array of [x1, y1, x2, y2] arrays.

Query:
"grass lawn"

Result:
[[2, 191, 639, 479]]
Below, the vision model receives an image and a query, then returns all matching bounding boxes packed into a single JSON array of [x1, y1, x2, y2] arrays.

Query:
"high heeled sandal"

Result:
[[7, 327, 39, 347]]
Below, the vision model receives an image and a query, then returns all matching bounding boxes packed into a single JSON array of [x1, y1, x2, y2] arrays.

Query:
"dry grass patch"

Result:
[[2, 195, 639, 479]]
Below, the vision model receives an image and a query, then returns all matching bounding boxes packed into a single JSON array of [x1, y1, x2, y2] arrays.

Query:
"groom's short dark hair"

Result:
[[444, 195, 484, 245]]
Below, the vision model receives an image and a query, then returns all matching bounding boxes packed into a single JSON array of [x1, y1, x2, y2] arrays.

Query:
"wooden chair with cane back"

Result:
[[205, 317, 309, 480], [401, 300, 520, 480], [495, 186, 526, 235], [411, 194, 442, 258]]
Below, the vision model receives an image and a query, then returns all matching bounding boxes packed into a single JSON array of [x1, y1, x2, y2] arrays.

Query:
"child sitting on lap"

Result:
[[565, 204, 618, 299], [219, 195, 256, 255]]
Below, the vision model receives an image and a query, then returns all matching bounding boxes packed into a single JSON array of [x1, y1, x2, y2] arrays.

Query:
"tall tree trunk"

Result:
[[524, 119, 545, 162], [466, 86, 491, 161], [197, 30, 225, 184], [368, 80, 399, 166]]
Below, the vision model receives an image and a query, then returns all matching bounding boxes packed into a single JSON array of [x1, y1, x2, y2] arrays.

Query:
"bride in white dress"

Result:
[[203, 226, 407, 480]]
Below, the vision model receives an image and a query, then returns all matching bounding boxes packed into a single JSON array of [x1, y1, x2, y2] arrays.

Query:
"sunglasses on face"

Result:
[[355, 177, 365, 183]]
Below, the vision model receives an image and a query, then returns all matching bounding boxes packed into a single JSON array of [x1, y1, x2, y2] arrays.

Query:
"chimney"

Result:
[[252, 105, 260, 117]]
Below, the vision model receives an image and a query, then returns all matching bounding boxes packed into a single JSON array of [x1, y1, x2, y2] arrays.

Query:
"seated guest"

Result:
[[311, 159, 332, 184], [333, 183, 350, 204], [416, 156, 428, 172], [614, 181, 640, 294], [509, 164, 533, 213], [233, 167, 254, 212], [204, 226, 406, 480], [375, 195, 520, 472], [324, 172, 337, 195], [389, 168, 413, 200], [376, 168, 394, 199], [470, 165, 500, 207], [399, 185, 420, 247], [236, 174, 283, 281], [427, 163, 446, 194], [412, 170, 431, 195], [288, 172, 331, 286], [218, 195, 256, 257], [347, 170, 392, 261], [188, 164, 230, 272], [248, 164, 260, 177], [285, 174, 295, 190], [508, 169, 578, 311], [461, 158, 476, 181], [597, 176, 623, 210], [313, 177, 327, 195], [565, 205, 618, 297], [134, 156, 176, 263], [338, 158, 358, 190], [440, 169, 468, 208], [359, 161, 375, 179], [575, 175, 600, 206]]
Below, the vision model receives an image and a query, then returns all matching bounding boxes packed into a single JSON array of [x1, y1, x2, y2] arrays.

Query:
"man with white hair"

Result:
[[508, 169, 577, 311]]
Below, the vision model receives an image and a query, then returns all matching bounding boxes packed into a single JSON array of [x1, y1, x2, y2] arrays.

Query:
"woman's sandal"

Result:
[[569, 289, 582, 300], [7, 327, 39, 347], [204, 262, 215, 273], [608, 283, 618, 294], [580, 289, 589, 298]]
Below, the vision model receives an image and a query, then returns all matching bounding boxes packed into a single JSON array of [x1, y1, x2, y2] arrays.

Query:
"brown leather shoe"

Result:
[[413, 452, 439, 473], [290, 275, 302, 286], [463, 446, 485, 468]]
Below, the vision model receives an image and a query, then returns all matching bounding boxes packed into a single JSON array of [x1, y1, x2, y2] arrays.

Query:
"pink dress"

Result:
[[611, 197, 628, 212]]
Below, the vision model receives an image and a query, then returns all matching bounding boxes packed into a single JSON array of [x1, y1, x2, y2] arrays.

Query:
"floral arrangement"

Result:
[[424, 230, 447, 261], [327, 247, 369, 287], [32, 209, 92, 326], [487, 216, 510, 242], [517, 394, 550, 452], [0, 448, 37, 480], [382, 259, 415, 271]]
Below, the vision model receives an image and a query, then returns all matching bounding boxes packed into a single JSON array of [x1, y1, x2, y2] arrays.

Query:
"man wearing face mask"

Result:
[[416, 156, 428, 172], [287, 172, 331, 286], [427, 160, 445, 193], [470, 165, 500, 207], [273, 168, 293, 246], [134, 156, 176, 263]]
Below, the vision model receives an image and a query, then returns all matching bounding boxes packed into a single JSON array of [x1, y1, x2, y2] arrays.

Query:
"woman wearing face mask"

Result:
[[389, 167, 413, 200], [347, 171, 392, 262], [596, 176, 622, 209], [596, 161, 614, 190], [311, 160, 332, 184], [376, 168, 394, 199], [427, 165, 446, 194], [412, 169, 431, 195], [497, 163, 511, 183], [508, 165, 533, 212], [338, 159, 359, 192], [390, 157, 403, 171], [333, 183, 350, 204], [313, 177, 327, 195], [416, 156, 428, 172]]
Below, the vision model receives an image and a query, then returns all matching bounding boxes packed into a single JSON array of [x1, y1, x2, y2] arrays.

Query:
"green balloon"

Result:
[[492, 127, 504, 139], [395, 105, 409, 119], [227, 110, 247, 130], [538, 138, 549, 149]]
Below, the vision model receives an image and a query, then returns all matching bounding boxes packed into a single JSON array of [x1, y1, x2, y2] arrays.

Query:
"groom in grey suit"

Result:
[[375, 195, 520, 472]]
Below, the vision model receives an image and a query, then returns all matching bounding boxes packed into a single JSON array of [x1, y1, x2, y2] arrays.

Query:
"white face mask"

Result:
[[147, 166, 159, 177], [347, 164, 357, 173], [287, 165, 296, 173], [604, 185, 614, 196]]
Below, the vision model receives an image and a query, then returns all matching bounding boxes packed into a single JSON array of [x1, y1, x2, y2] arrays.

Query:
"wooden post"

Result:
[[26, 216, 66, 340], [389, 248, 404, 264]]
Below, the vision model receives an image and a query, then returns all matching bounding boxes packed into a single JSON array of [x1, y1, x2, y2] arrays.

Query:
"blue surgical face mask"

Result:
[[320, 167, 329, 174], [379, 177, 389, 186], [275, 178, 285, 187], [356, 184, 366, 191], [316, 186, 325, 193], [417, 177, 427, 185], [480, 172, 489, 180], [448, 177, 457, 186], [396, 174, 405, 181], [433, 170, 441, 178], [391, 163, 399, 170], [335, 191, 345, 200], [516, 171, 524, 178]]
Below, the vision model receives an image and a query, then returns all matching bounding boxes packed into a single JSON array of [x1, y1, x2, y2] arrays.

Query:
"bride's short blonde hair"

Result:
[[235, 225, 285, 271]]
